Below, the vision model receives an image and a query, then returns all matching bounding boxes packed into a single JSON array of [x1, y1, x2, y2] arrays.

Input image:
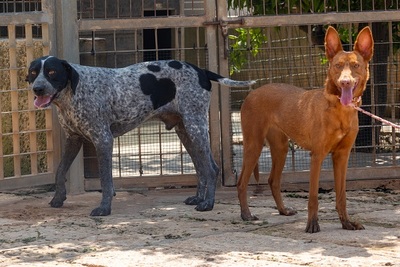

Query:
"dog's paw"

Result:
[[241, 213, 259, 221], [195, 200, 214, 211], [184, 196, 203, 205], [341, 220, 365, 230], [49, 195, 66, 208], [279, 207, 297, 216], [90, 206, 111, 216], [305, 220, 320, 233]]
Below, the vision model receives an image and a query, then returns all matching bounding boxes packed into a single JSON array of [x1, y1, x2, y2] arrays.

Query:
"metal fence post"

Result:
[[205, 1, 223, 186], [216, 0, 236, 186], [54, 0, 84, 194]]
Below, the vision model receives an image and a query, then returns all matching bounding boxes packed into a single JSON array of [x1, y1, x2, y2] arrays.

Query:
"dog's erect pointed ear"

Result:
[[61, 60, 80, 94], [324, 26, 343, 61], [354, 26, 374, 62]]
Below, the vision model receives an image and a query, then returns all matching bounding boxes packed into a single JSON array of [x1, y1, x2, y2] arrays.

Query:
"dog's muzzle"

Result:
[[338, 70, 358, 106], [33, 87, 58, 108]]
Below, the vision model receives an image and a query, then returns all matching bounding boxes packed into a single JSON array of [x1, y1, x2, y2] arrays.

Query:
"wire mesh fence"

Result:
[[227, 0, 400, 17], [78, 23, 209, 178], [77, 0, 205, 19], [0, 0, 41, 13], [0, 17, 54, 182]]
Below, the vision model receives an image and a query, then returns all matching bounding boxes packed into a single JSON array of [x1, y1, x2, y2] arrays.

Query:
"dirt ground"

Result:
[[0, 186, 399, 267]]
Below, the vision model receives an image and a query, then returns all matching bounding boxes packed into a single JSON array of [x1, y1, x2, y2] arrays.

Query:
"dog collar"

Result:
[[353, 96, 362, 104]]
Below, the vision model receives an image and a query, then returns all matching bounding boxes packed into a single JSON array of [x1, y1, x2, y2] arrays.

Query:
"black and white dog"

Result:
[[27, 56, 255, 216]]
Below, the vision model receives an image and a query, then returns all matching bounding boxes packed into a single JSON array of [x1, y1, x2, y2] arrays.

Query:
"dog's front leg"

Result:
[[305, 153, 326, 233], [50, 135, 83, 208], [90, 133, 115, 216], [332, 149, 364, 230]]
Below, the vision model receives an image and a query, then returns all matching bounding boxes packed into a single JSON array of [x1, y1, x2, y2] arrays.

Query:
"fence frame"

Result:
[[2, 0, 400, 192], [219, 6, 400, 188], [0, 0, 61, 190]]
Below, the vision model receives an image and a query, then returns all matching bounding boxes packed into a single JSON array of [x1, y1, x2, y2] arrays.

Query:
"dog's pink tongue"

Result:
[[34, 95, 52, 108], [340, 88, 353, 106]]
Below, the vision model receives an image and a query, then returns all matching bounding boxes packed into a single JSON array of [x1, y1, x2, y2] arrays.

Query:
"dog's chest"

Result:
[[330, 110, 358, 144], [56, 106, 88, 136]]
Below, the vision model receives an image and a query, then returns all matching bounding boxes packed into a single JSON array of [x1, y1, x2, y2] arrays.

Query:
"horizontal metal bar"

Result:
[[236, 11, 400, 27], [79, 16, 208, 31], [226, 165, 400, 186], [0, 12, 52, 26], [85, 174, 198, 190], [280, 166, 400, 184], [203, 18, 244, 26], [78, 10, 400, 31], [0, 173, 54, 190]]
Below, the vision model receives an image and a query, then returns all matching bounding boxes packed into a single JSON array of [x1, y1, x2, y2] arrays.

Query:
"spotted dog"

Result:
[[26, 56, 255, 216]]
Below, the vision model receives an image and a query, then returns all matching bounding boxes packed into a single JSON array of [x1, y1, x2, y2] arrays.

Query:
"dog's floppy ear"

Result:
[[324, 26, 343, 61], [354, 26, 374, 62], [61, 60, 80, 94]]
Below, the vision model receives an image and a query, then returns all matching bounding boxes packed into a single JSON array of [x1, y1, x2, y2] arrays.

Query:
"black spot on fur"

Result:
[[168, 61, 182, 70], [184, 62, 211, 91], [44, 57, 79, 93], [147, 64, 161, 72], [26, 58, 42, 83], [28, 56, 80, 94], [139, 73, 176, 109], [197, 70, 212, 91], [60, 60, 79, 94]]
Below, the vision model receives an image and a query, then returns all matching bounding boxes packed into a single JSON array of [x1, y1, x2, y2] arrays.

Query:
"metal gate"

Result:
[[220, 1, 400, 189], [77, 0, 224, 190], [0, 0, 61, 190], [2, 0, 400, 192]]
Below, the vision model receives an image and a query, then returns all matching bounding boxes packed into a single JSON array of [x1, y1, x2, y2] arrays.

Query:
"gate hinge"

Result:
[[203, 18, 244, 59], [203, 18, 244, 26]]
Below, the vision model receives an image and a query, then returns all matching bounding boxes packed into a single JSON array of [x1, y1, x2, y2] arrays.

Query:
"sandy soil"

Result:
[[0, 187, 399, 267]]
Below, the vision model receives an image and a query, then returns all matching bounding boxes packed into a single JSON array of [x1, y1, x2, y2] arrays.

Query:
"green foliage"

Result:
[[229, 28, 267, 75], [392, 23, 400, 55]]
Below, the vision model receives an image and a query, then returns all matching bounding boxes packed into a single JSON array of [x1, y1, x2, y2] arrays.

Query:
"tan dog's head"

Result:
[[325, 26, 374, 106]]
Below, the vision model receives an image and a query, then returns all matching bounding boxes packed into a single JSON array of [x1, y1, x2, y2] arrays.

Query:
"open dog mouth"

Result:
[[339, 82, 358, 106], [34, 93, 58, 109]]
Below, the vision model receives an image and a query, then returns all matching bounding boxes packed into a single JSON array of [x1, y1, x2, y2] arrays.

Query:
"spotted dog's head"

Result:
[[26, 56, 79, 108]]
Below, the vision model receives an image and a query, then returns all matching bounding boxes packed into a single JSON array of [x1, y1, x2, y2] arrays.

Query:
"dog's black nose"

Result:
[[33, 86, 45, 96]]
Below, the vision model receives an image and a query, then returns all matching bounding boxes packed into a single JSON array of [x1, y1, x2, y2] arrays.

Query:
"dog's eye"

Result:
[[48, 70, 56, 76], [335, 64, 343, 69], [30, 70, 37, 76], [353, 63, 360, 68]]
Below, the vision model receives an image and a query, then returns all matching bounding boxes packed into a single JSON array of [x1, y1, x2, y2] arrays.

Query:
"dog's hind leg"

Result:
[[237, 132, 264, 221], [267, 129, 297, 216], [175, 117, 218, 211]]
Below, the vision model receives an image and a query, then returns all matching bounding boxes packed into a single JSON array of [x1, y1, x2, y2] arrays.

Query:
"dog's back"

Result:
[[240, 83, 342, 151]]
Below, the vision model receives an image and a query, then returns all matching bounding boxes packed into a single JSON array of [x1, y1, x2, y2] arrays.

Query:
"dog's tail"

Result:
[[205, 70, 256, 87]]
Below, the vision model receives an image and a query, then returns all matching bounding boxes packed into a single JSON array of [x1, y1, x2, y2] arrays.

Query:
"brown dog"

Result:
[[237, 26, 374, 233]]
